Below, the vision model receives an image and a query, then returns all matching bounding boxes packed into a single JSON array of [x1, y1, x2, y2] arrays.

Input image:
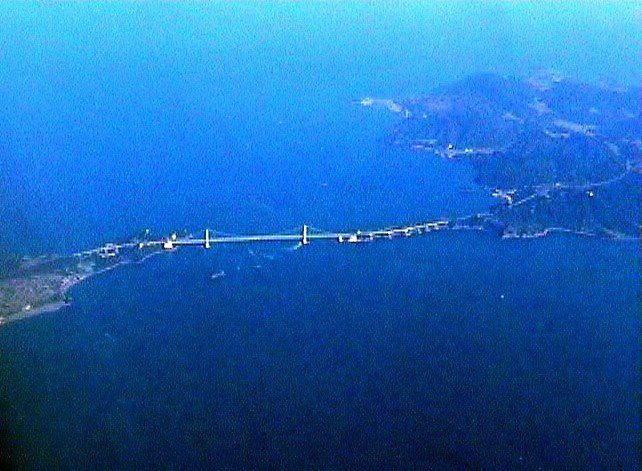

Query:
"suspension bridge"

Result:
[[76, 220, 452, 259]]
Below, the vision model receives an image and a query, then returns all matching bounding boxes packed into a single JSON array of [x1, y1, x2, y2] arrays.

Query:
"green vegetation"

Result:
[[389, 72, 640, 238]]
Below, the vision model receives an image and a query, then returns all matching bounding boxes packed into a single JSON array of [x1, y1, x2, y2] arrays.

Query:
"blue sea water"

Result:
[[0, 2, 639, 468]]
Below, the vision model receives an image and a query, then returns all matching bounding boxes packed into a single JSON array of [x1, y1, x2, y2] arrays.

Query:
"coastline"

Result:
[[0, 270, 92, 327], [0, 301, 69, 326], [500, 226, 641, 241], [0, 225, 637, 327], [0, 252, 164, 327], [0, 263, 114, 327]]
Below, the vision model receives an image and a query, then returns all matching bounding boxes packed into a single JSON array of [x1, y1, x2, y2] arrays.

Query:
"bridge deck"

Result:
[[76, 221, 452, 258]]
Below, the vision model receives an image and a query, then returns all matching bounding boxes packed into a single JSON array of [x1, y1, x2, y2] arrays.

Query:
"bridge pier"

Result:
[[302, 225, 309, 245], [204, 229, 211, 249]]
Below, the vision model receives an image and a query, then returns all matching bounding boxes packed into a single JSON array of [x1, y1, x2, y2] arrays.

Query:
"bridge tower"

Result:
[[302, 224, 309, 245], [204, 229, 211, 249]]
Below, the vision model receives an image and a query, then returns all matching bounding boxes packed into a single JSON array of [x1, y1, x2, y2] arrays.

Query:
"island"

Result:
[[360, 70, 641, 240]]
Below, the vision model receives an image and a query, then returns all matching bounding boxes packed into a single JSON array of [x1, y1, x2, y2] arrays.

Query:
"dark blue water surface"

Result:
[[0, 3, 639, 469]]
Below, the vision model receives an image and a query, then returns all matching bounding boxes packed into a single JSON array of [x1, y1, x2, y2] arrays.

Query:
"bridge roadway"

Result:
[[173, 233, 349, 245], [77, 231, 351, 257], [78, 221, 452, 258]]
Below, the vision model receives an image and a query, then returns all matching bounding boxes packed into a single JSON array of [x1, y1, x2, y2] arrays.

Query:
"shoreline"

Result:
[[1, 226, 638, 327], [0, 253, 165, 327], [0, 301, 69, 326], [0, 261, 125, 327], [500, 226, 640, 241]]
